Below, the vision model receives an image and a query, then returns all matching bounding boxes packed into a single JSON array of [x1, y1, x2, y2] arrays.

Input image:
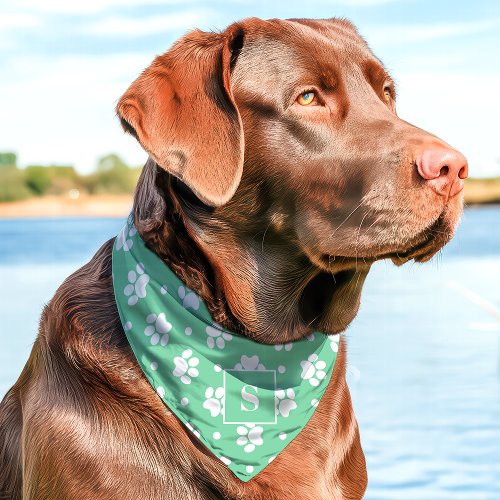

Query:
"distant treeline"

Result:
[[1, 152, 499, 204], [0, 152, 141, 202]]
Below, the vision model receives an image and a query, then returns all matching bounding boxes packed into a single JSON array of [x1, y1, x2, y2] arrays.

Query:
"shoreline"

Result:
[[0, 194, 132, 219]]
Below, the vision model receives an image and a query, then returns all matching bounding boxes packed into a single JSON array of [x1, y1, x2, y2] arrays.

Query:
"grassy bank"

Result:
[[0, 193, 132, 218], [463, 177, 500, 204]]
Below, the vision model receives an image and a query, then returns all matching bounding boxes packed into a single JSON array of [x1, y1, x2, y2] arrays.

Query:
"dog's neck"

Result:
[[132, 160, 233, 326], [132, 159, 320, 344]]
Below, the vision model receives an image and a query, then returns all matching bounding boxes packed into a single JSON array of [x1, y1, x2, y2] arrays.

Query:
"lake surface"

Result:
[[1, 207, 499, 499]]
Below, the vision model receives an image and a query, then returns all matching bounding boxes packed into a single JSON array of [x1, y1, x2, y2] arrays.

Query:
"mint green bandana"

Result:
[[112, 216, 340, 481]]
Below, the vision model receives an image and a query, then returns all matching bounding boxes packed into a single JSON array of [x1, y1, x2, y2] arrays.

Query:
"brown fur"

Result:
[[0, 17, 466, 499]]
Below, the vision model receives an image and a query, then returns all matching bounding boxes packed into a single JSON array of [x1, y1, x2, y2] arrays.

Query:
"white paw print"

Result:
[[236, 423, 264, 453], [234, 355, 266, 371], [144, 313, 172, 346], [300, 354, 327, 387], [274, 342, 293, 352], [275, 388, 297, 417], [206, 323, 233, 349], [203, 386, 225, 417], [116, 224, 137, 251], [173, 349, 200, 384], [124, 262, 149, 305], [328, 333, 340, 352], [178, 286, 200, 310]]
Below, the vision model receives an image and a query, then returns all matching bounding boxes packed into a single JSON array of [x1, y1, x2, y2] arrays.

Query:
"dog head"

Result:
[[117, 17, 468, 343]]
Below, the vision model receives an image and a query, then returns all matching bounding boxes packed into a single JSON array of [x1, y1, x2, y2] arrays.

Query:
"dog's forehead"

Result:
[[232, 17, 385, 92], [287, 17, 369, 50]]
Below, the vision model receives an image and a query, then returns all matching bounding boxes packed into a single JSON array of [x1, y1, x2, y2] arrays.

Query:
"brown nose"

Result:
[[416, 146, 468, 198]]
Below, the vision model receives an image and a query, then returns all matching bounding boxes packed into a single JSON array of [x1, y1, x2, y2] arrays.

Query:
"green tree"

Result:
[[25, 166, 52, 195], [84, 153, 137, 194], [46, 165, 81, 195], [0, 152, 17, 168], [0, 166, 31, 201], [97, 154, 129, 172]]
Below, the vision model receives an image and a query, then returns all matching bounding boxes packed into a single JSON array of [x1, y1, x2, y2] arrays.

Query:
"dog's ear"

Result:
[[116, 26, 244, 207]]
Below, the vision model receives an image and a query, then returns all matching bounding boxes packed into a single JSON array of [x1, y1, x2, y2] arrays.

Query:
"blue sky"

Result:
[[1, 0, 499, 177]]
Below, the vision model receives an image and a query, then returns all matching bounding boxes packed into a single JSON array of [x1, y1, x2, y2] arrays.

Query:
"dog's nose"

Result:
[[416, 146, 468, 198]]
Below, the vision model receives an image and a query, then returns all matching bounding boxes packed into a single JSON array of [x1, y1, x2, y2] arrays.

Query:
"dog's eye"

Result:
[[297, 91, 316, 106], [383, 88, 392, 102]]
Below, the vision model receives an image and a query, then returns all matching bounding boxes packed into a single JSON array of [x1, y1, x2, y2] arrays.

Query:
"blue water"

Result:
[[1, 207, 499, 499]]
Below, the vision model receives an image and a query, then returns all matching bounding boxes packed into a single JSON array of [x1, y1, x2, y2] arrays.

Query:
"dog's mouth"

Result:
[[315, 212, 451, 269], [368, 212, 453, 266]]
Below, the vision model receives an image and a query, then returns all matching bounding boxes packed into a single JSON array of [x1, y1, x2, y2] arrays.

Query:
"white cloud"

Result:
[[0, 12, 42, 60], [0, 12, 40, 28], [365, 19, 500, 45], [4, 0, 189, 14], [85, 10, 211, 36]]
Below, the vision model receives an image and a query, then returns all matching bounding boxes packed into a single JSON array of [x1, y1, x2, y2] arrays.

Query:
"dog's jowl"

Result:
[[0, 17, 467, 500]]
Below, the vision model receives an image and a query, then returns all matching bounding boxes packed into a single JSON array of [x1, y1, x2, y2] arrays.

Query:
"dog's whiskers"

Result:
[[354, 210, 371, 271], [329, 202, 364, 238], [428, 228, 453, 238], [353, 267, 363, 291]]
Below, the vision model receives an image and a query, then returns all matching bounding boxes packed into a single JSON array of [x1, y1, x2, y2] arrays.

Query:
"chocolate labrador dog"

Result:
[[0, 17, 467, 500]]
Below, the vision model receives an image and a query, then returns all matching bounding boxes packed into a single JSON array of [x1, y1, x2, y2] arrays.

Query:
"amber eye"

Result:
[[297, 91, 316, 106], [383, 88, 392, 102]]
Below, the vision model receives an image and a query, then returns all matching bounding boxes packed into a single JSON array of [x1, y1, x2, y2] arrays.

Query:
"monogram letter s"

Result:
[[240, 385, 259, 412]]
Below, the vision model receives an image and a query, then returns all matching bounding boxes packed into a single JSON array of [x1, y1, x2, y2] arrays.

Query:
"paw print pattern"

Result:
[[116, 224, 137, 251], [236, 424, 264, 453], [178, 286, 200, 310], [144, 313, 172, 346], [234, 355, 266, 371], [274, 342, 293, 352], [300, 353, 328, 387], [203, 386, 225, 417], [275, 388, 297, 417], [173, 349, 200, 384], [206, 323, 233, 349], [124, 262, 149, 305]]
